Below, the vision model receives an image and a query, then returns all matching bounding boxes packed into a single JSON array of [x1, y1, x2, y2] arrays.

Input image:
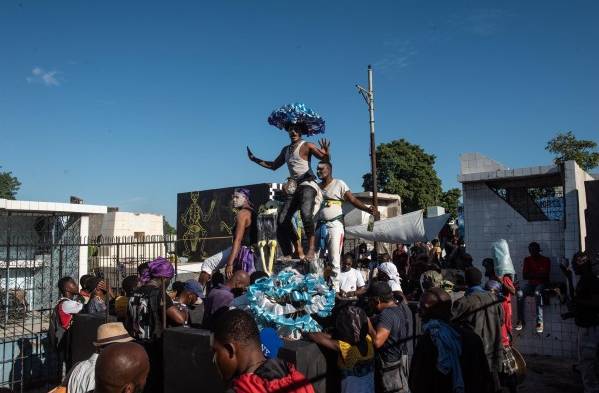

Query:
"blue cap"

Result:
[[184, 280, 204, 299], [260, 328, 283, 359]]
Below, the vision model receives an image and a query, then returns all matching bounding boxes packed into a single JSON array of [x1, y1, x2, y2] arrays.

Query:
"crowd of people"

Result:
[[45, 104, 599, 393]]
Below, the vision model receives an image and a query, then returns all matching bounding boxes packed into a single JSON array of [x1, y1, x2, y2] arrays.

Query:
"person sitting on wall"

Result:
[[516, 242, 551, 333], [199, 188, 258, 295]]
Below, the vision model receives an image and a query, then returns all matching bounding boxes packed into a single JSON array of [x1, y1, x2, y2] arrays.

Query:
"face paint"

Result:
[[232, 193, 246, 208]]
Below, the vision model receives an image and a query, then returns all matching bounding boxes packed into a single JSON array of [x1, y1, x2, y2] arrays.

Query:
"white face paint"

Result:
[[232, 193, 246, 208]]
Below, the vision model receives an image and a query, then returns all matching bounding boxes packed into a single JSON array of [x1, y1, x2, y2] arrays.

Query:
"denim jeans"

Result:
[[517, 283, 545, 324]]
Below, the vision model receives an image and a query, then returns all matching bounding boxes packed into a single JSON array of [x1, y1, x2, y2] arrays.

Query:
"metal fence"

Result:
[[0, 231, 177, 392], [87, 235, 177, 295]]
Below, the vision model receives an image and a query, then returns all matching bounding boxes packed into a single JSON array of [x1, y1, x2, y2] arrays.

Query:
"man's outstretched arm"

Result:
[[247, 146, 286, 170], [345, 190, 380, 219]]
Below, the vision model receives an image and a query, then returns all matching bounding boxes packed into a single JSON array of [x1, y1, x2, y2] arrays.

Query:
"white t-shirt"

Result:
[[338, 268, 366, 293], [320, 179, 350, 221], [67, 352, 98, 393]]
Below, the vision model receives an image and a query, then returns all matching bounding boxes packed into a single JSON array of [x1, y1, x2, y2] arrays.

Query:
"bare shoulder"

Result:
[[237, 209, 252, 219]]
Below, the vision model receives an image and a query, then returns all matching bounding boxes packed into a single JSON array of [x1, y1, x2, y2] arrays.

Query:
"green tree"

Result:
[[164, 219, 177, 235], [546, 131, 599, 171], [362, 139, 443, 213], [0, 167, 21, 200], [440, 188, 462, 219]]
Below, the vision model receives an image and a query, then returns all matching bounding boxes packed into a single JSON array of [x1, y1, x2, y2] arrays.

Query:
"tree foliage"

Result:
[[440, 188, 462, 219], [546, 131, 599, 171], [0, 167, 21, 200], [164, 219, 177, 235], [362, 139, 446, 213]]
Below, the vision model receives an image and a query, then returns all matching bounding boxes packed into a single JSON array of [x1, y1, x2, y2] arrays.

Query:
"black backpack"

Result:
[[48, 298, 69, 350], [127, 286, 162, 341]]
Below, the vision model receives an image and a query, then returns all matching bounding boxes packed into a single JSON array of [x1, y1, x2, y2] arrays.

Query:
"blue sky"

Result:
[[1, 1, 598, 223]]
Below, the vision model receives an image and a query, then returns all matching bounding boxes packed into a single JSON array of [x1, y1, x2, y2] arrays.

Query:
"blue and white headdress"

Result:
[[267, 103, 326, 136]]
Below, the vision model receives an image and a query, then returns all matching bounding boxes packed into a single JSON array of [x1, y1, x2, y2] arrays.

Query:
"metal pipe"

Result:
[[367, 65, 379, 256]]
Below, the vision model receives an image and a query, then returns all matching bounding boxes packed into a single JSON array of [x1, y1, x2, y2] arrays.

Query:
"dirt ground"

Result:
[[519, 354, 583, 393]]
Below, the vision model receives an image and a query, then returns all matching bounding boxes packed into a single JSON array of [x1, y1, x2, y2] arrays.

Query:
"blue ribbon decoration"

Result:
[[247, 269, 335, 335]]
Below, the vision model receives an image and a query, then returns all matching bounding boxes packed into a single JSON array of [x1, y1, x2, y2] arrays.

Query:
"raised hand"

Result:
[[370, 206, 381, 220], [318, 138, 330, 156], [225, 264, 234, 280]]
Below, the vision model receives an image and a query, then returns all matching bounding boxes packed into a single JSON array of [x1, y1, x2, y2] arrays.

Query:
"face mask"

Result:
[[232, 193, 246, 208]]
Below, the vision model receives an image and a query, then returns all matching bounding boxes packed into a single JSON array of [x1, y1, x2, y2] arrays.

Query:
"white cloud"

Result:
[[26, 67, 60, 87], [374, 39, 417, 72]]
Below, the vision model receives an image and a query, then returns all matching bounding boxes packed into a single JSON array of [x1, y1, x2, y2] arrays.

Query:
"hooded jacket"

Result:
[[232, 358, 314, 393]]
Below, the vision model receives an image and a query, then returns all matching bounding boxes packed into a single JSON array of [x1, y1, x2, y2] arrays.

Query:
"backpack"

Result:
[[48, 298, 68, 350], [127, 286, 162, 341]]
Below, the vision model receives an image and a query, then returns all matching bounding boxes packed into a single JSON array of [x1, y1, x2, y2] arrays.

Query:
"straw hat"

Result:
[[93, 322, 134, 347]]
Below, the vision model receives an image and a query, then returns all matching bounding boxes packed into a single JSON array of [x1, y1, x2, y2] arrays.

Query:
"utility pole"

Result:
[[357, 65, 379, 251]]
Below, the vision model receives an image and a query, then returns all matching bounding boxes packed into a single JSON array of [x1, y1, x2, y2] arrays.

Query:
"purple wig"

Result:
[[140, 256, 174, 284]]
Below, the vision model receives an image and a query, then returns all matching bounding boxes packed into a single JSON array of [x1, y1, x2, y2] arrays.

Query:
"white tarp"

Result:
[[345, 210, 450, 244]]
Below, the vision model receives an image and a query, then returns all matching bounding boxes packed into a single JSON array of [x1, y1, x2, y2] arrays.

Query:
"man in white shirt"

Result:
[[64, 322, 134, 393], [316, 161, 378, 291], [337, 254, 367, 300]]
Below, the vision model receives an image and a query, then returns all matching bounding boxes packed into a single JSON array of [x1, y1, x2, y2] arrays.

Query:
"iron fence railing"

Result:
[[0, 234, 177, 392]]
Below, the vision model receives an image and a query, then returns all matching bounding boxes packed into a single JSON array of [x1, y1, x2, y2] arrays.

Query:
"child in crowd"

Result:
[[307, 306, 375, 393]]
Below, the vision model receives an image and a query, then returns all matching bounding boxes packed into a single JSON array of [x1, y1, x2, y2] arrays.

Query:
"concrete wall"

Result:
[[461, 160, 593, 359], [89, 211, 164, 238], [563, 160, 596, 260]]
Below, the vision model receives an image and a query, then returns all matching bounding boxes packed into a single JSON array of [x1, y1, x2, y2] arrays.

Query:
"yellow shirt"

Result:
[[337, 336, 375, 377]]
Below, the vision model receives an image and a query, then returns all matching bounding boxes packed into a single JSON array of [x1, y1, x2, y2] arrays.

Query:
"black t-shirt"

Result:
[[575, 274, 599, 327], [375, 304, 412, 363]]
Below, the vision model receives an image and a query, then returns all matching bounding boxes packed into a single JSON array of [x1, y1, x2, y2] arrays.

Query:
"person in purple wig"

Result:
[[200, 188, 258, 292]]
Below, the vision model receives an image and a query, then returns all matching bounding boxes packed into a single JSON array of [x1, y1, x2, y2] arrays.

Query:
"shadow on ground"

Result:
[[518, 354, 583, 393]]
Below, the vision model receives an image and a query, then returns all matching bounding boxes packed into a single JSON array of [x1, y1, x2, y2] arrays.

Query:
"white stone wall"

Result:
[[90, 211, 164, 238], [564, 160, 595, 261], [88, 212, 166, 268], [462, 173, 577, 358]]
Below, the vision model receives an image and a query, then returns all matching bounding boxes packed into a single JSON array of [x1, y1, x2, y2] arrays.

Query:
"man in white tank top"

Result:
[[247, 124, 329, 262]]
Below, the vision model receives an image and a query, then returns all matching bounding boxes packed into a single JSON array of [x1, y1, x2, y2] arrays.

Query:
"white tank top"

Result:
[[285, 141, 311, 180]]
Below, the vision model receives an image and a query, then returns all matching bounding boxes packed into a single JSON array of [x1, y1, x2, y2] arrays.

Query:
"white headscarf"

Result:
[[378, 262, 402, 292]]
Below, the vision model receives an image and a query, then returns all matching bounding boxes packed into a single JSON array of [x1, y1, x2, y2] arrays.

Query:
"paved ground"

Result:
[[519, 354, 583, 393]]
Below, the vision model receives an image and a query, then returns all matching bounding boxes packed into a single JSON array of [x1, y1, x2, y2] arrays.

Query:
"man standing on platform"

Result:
[[316, 160, 378, 290], [247, 103, 329, 263]]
